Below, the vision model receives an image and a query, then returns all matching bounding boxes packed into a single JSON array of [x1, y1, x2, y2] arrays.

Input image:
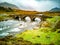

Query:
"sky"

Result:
[[0, 0, 60, 12]]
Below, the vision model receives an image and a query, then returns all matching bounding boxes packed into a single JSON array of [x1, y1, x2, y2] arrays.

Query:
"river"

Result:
[[0, 19, 41, 38]]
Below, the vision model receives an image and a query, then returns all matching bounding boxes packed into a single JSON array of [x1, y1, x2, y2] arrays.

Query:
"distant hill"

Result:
[[0, 2, 59, 16], [0, 2, 19, 12], [50, 7, 60, 12], [0, 2, 39, 14], [0, 2, 18, 9], [0, 6, 14, 12]]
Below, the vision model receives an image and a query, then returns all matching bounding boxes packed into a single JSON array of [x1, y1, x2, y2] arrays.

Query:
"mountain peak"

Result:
[[1, 2, 9, 4], [0, 2, 18, 9], [50, 7, 60, 12], [53, 7, 60, 9]]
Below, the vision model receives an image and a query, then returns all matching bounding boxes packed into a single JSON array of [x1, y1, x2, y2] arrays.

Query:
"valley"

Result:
[[0, 2, 60, 45]]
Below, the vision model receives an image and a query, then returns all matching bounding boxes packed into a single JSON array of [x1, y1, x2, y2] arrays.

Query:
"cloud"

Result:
[[17, 0, 59, 11], [0, 0, 60, 11], [16, 0, 38, 11]]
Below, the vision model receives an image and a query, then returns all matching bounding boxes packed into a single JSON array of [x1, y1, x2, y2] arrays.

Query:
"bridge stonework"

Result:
[[9, 14, 52, 21]]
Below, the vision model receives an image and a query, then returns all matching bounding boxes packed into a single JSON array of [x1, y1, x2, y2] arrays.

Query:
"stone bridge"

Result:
[[9, 14, 52, 21]]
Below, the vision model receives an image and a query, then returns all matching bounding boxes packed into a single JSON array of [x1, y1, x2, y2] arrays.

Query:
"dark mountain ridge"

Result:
[[0, 2, 18, 9], [50, 7, 60, 12]]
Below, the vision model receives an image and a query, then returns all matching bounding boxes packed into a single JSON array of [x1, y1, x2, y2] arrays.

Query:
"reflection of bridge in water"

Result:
[[9, 14, 52, 21]]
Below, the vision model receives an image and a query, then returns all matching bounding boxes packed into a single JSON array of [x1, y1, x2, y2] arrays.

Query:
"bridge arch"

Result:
[[34, 17, 41, 23], [9, 14, 46, 21]]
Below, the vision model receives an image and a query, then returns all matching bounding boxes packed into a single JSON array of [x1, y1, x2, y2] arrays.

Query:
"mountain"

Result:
[[50, 7, 60, 12], [0, 6, 13, 12], [0, 2, 19, 12], [0, 2, 18, 9]]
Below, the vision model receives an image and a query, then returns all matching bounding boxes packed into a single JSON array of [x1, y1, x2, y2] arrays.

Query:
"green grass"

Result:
[[0, 14, 60, 45], [15, 28, 60, 45], [0, 14, 12, 21], [15, 16, 60, 45]]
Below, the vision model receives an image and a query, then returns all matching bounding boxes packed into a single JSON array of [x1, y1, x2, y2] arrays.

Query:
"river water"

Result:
[[0, 19, 41, 38]]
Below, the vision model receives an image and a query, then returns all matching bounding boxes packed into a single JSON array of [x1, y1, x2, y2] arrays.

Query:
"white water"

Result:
[[0, 18, 41, 38]]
